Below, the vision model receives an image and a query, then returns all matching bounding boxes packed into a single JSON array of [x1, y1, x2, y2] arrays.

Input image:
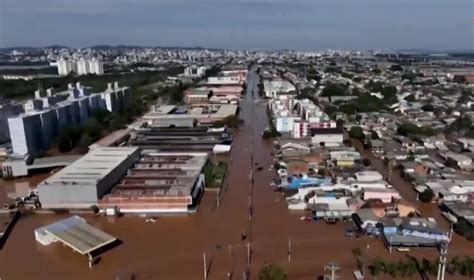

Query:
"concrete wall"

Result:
[[38, 183, 98, 208], [38, 149, 140, 208]]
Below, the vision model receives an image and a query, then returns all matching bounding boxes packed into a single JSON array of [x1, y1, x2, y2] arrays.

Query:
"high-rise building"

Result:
[[57, 58, 77, 76], [8, 113, 44, 156], [56, 58, 104, 76], [6, 82, 130, 156], [88, 58, 104, 75], [76, 58, 90, 75]]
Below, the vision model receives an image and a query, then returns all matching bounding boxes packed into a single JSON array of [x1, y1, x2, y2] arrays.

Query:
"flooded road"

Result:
[[0, 69, 472, 280]]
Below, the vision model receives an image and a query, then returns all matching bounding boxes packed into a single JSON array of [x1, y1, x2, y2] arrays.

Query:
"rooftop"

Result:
[[38, 147, 139, 186], [36, 215, 116, 255]]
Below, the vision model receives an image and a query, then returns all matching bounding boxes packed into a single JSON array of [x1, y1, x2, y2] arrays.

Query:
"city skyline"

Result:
[[1, 0, 473, 51]]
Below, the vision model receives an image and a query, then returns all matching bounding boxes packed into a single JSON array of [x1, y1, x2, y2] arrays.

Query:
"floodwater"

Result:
[[0, 69, 473, 279]]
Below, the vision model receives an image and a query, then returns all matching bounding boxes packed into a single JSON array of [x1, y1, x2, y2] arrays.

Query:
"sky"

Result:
[[0, 0, 473, 51]]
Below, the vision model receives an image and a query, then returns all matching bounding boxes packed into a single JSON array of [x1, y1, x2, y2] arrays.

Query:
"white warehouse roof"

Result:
[[39, 147, 140, 186]]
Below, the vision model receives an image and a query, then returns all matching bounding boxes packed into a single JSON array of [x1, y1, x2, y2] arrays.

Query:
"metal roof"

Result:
[[39, 216, 116, 255], [39, 147, 139, 186]]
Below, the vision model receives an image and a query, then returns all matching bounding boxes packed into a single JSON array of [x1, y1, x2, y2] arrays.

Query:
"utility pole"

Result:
[[247, 242, 251, 268], [436, 242, 449, 280], [324, 261, 340, 280], [288, 238, 292, 262], [228, 245, 233, 276], [203, 252, 208, 280]]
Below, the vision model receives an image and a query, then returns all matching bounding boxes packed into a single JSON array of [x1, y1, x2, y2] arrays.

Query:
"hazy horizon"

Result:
[[0, 0, 473, 51]]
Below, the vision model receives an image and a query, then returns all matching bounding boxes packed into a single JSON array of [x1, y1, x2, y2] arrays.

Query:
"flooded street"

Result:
[[0, 68, 473, 280]]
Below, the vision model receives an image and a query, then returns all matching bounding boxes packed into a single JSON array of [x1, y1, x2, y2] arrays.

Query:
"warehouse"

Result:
[[98, 151, 208, 214], [35, 215, 117, 265], [38, 147, 140, 209]]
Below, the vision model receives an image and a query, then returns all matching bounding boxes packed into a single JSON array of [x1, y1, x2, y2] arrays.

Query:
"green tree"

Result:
[[349, 126, 365, 140], [109, 114, 126, 131], [352, 248, 362, 258], [448, 116, 472, 132], [77, 134, 93, 154], [370, 130, 380, 140], [369, 259, 385, 276], [421, 104, 434, 112], [385, 262, 398, 277], [57, 124, 82, 152], [259, 263, 287, 280], [390, 64, 403, 72], [321, 83, 347, 97], [419, 188, 435, 203], [448, 256, 461, 275], [84, 118, 102, 141], [404, 94, 416, 102], [404, 259, 418, 277], [397, 122, 434, 137], [91, 108, 111, 124], [381, 85, 398, 104]]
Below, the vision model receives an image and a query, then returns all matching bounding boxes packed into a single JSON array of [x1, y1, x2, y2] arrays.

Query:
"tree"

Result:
[[109, 114, 126, 131], [397, 122, 434, 137], [258, 263, 287, 280], [370, 130, 380, 140], [390, 64, 403, 72], [404, 259, 418, 277], [321, 83, 347, 97], [385, 262, 398, 277], [57, 124, 82, 152], [84, 118, 102, 141], [90, 205, 100, 215], [419, 188, 435, 203], [351, 248, 362, 258], [371, 68, 381, 74], [336, 119, 345, 127], [404, 94, 416, 102], [421, 103, 434, 112], [91, 108, 111, 124], [381, 86, 398, 104], [448, 116, 472, 132], [349, 126, 365, 140], [369, 259, 385, 276], [448, 256, 462, 275], [77, 134, 93, 154], [352, 248, 364, 272]]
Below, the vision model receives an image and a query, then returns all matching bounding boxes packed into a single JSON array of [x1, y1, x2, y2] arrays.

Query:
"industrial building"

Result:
[[37, 147, 140, 209], [6, 82, 131, 156], [185, 86, 242, 104], [142, 104, 238, 125], [99, 151, 208, 214], [129, 126, 232, 151]]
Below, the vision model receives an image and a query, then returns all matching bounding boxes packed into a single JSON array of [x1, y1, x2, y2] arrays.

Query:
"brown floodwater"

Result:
[[0, 69, 473, 280]]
